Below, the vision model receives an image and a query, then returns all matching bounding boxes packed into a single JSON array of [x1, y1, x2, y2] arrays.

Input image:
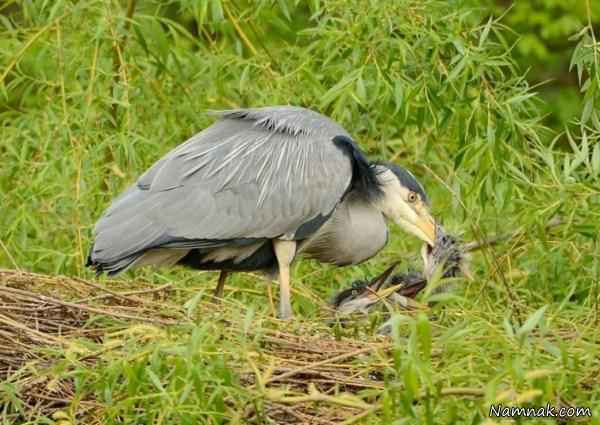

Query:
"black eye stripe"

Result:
[[375, 161, 429, 204]]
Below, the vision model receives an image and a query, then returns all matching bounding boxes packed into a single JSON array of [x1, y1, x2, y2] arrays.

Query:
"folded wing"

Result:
[[89, 106, 364, 273]]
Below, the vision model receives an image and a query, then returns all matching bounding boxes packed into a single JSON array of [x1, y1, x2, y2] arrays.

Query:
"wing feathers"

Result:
[[89, 106, 366, 273]]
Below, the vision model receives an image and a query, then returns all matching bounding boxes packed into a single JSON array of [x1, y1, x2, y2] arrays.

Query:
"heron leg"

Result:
[[273, 239, 297, 320], [212, 270, 228, 302]]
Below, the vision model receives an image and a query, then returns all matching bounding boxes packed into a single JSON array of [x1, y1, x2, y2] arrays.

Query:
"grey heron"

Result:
[[87, 106, 437, 319]]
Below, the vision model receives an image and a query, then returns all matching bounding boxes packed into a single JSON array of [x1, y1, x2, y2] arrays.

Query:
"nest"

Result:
[[0, 269, 179, 419], [243, 330, 389, 424], [0, 269, 401, 424]]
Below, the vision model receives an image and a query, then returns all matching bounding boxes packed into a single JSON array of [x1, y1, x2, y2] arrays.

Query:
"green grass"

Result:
[[1, 0, 599, 423]]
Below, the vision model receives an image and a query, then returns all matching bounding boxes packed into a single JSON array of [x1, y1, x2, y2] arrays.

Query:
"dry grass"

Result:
[[0, 269, 178, 418], [4, 267, 594, 424], [0, 218, 596, 425], [0, 269, 402, 424]]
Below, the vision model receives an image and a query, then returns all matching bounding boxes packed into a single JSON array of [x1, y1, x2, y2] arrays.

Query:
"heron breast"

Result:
[[301, 194, 388, 266]]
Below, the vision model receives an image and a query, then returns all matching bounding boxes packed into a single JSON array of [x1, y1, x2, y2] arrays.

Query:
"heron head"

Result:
[[373, 162, 436, 246]]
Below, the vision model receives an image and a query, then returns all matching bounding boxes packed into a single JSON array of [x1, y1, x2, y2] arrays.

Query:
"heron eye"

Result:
[[407, 192, 418, 203]]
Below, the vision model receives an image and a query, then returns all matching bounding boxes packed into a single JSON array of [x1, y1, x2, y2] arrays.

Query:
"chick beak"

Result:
[[369, 262, 400, 291], [420, 243, 431, 269]]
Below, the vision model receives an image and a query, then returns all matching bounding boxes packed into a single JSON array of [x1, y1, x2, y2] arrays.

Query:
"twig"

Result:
[[70, 277, 155, 305], [266, 383, 371, 410], [0, 19, 61, 85], [110, 0, 137, 124], [74, 283, 173, 304], [0, 285, 176, 325], [463, 216, 563, 252], [230, 0, 277, 65], [0, 313, 60, 345], [340, 387, 485, 425], [223, 2, 258, 56], [264, 346, 381, 385], [268, 404, 314, 424]]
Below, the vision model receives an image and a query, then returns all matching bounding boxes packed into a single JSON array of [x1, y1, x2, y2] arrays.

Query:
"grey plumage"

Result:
[[88, 106, 378, 274], [300, 191, 388, 266]]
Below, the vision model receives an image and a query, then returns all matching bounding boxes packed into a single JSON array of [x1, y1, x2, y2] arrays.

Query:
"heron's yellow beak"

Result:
[[415, 212, 436, 246]]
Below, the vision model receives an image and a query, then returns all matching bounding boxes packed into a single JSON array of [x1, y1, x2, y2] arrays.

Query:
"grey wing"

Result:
[[89, 106, 357, 270]]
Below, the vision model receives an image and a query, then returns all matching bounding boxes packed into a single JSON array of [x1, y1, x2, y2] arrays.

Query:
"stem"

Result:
[[223, 1, 258, 56], [265, 346, 375, 384], [110, 0, 137, 125], [462, 216, 563, 252], [340, 387, 485, 425], [584, 0, 600, 89]]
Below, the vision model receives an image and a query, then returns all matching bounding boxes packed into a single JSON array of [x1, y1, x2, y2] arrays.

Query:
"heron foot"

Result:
[[278, 303, 293, 320]]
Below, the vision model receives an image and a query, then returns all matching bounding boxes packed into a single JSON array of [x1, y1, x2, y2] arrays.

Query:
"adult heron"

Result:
[[87, 106, 437, 319]]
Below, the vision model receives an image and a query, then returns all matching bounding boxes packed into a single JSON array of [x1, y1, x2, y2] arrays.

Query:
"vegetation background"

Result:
[[0, 0, 599, 423]]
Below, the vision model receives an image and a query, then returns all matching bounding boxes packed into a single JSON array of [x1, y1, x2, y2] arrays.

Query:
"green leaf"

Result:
[[195, 1, 209, 25], [355, 77, 366, 105], [319, 71, 359, 109], [506, 91, 536, 105], [448, 55, 468, 82], [503, 317, 514, 339], [479, 17, 493, 47], [211, 0, 224, 21], [277, 0, 292, 21], [393, 80, 404, 114], [416, 313, 432, 362], [517, 306, 548, 338], [403, 362, 419, 399], [582, 99, 594, 124], [184, 291, 204, 317], [146, 369, 166, 394], [592, 143, 600, 177]]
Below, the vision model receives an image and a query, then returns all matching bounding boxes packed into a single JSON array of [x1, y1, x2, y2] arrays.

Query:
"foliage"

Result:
[[473, 0, 600, 127], [0, 0, 599, 423]]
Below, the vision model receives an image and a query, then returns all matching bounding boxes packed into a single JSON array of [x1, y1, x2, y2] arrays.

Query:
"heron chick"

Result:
[[330, 262, 427, 315], [87, 106, 437, 319], [331, 225, 466, 315]]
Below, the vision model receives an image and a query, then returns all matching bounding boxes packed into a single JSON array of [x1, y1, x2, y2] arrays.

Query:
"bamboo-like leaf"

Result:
[[592, 143, 600, 177], [517, 306, 548, 338], [211, 0, 224, 22], [319, 71, 359, 109], [582, 99, 594, 123], [506, 91, 536, 105], [479, 17, 493, 47], [448, 55, 468, 82], [277, 0, 292, 21], [416, 313, 432, 362], [146, 369, 166, 394]]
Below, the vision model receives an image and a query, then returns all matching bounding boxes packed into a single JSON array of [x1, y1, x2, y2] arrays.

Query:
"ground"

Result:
[[1, 261, 598, 424]]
